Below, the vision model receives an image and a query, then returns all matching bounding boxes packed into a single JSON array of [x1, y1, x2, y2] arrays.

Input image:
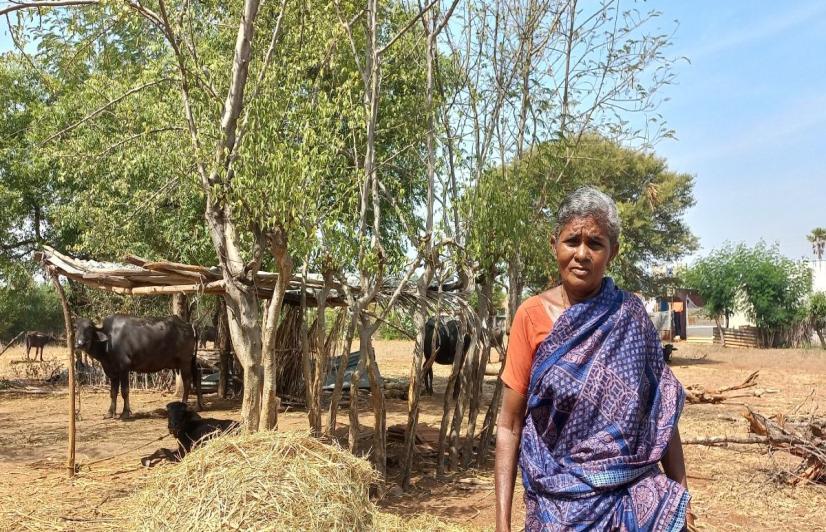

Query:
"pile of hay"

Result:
[[123, 431, 378, 530]]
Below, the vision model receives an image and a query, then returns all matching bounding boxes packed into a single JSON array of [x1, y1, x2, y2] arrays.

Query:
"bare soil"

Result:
[[1, 341, 825, 530]]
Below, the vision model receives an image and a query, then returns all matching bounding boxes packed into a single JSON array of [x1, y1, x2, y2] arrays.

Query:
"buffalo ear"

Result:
[[95, 331, 109, 343]]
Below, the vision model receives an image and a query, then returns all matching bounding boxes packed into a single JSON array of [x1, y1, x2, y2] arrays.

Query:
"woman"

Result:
[[495, 187, 693, 531]]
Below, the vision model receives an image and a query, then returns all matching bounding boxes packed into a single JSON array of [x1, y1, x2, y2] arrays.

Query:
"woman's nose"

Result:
[[575, 243, 590, 260]]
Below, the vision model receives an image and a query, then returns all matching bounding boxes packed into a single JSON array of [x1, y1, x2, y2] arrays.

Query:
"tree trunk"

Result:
[[327, 308, 358, 436], [463, 274, 493, 467], [715, 317, 726, 348], [437, 316, 468, 474], [260, 232, 292, 430], [49, 271, 76, 477], [216, 298, 232, 398], [309, 271, 332, 436], [348, 344, 364, 454], [817, 329, 826, 350], [449, 325, 476, 470], [401, 262, 435, 488], [172, 293, 190, 397], [300, 271, 314, 432], [361, 316, 386, 477], [223, 285, 264, 431]]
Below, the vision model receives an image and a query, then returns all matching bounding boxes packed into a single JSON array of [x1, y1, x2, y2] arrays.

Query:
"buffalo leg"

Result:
[[120, 372, 133, 419], [106, 376, 119, 419], [38, 346, 44, 362], [180, 366, 192, 408], [424, 367, 433, 396]]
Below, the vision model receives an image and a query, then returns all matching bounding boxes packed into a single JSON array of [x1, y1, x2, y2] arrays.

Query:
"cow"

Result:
[[197, 325, 218, 348], [25, 331, 55, 361], [423, 317, 471, 396], [74, 315, 203, 419], [166, 401, 237, 456]]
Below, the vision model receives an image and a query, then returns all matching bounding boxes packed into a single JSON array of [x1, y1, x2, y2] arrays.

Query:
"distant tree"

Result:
[[808, 228, 826, 262], [737, 243, 812, 347], [809, 292, 826, 349], [508, 135, 698, 295], [682, 246, 740, 347]]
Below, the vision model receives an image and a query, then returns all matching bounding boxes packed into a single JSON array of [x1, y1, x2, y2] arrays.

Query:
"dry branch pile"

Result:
[[685, 370, 778, 404], [685, 406, 826, 485], [120, 431, 465, 531]]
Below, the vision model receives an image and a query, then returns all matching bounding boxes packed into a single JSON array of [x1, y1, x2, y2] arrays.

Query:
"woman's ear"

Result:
[[550, 235, 558, 258]]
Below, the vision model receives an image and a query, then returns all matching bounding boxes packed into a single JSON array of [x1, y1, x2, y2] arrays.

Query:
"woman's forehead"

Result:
[[559, 216, 609, 237]]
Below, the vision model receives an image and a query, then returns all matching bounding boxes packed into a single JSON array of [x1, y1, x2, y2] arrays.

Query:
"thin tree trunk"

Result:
[[260, 231, 292, 430], [348, 345, 364, 454], [715, 317, 726, 348], [172, 293, 190, 397], [217, 298, 231, 398], [401, 263, 435, 487], [437, 315, 468, 474], [449, 327, 477, 470], [463, 273, 493, 467], [361, 316, 386, 477], [309, 271, 332, 436], [327, 308, 358, 436], [817, 329, 826, 350]]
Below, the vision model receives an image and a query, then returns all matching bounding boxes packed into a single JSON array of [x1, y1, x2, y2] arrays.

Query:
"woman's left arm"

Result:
[[661, 425, 687, 488], [662, 426, 694, 528]]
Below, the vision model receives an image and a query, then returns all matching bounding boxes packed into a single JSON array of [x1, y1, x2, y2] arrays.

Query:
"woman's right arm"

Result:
[[495, 386, 527, 532]]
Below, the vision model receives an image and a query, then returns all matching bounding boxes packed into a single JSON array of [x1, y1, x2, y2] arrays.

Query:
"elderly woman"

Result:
[[495, 187, 692, 531]]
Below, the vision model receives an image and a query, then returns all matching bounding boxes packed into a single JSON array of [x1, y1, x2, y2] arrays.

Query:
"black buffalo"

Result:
[[166, 401, 237, 456], [25, 331, 55, 361], [423, 318, 471, 396], [74, 315, 203, 419], [197, 325, 218, 348], [663, 343, 677, 363]]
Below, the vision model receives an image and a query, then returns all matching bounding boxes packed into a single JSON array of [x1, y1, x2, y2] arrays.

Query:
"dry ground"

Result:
[[1, 341, 825, 530]]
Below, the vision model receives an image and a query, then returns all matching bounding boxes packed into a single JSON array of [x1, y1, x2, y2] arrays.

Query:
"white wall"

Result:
[[811, 259, 826, 293]]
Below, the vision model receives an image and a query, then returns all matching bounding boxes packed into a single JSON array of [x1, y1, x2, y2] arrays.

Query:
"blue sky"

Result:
[[650, 0, 826, 261], [1, 2, 824, 261]]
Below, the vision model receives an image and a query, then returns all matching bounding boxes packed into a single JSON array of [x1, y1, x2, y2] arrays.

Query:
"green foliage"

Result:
[[684, 242, 813, 346], [809, 292, 826, 348], [471, 135, 697, 295], [682, 246, 740, 325], [376, 308, 415, 341], [0, 281, 64, 342], [737, 243, 812, 335]]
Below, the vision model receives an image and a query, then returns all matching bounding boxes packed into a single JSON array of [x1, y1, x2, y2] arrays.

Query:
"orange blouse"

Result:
[[501, 295, 555, 397]]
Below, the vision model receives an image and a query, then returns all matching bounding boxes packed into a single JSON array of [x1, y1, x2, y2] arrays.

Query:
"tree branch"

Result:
[[39, 78, 174, 146], [0, 0, 97, 17]]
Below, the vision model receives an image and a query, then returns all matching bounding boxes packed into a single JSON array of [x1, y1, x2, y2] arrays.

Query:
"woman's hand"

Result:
[[495, 387, 527, 532]]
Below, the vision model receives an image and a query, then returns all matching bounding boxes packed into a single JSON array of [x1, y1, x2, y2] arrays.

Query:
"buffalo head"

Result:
[[74, 318, 108, 353]]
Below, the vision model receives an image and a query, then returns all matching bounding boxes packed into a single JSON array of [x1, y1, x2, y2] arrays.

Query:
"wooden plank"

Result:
[[81, 273, 133, 288], [142, 261, 218, 277], [128, 280, 226, 295]]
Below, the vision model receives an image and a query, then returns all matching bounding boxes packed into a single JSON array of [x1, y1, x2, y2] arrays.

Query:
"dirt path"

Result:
[[1, 342, 825, 530]]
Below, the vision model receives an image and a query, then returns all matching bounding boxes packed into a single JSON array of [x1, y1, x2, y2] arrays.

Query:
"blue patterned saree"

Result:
[[519, 278, 689, 531]]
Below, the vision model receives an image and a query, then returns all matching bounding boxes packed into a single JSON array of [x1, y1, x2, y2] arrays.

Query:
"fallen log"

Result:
[[685, 371, 768, 404]]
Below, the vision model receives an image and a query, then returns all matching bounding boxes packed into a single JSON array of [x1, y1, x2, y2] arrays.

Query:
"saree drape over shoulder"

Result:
[[519, 278, 689, 531]]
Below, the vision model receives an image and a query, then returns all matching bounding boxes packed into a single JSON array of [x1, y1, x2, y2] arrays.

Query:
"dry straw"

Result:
[[120, 430, 465, 531]]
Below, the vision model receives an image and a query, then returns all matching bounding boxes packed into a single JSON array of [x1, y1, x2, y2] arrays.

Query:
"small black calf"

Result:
[[166, 401, 237, 456]]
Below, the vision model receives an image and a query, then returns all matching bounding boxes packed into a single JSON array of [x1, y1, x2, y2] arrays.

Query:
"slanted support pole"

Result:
[[48, 268, 76, 477]]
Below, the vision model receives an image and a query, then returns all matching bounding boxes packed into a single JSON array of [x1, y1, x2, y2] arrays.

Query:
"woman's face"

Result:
[[552, 215, 619, 300]]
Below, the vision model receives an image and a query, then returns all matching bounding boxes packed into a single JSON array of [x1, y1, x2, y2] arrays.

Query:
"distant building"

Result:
[[808, 259, 826, 293]]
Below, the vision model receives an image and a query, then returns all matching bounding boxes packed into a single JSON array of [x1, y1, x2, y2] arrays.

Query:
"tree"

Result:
[[684, 243, 813, 348], [808, 228, 826, 262], [682, 246, 740, 347], [737, 243, 812, 347], [809, 292, 826, 349]]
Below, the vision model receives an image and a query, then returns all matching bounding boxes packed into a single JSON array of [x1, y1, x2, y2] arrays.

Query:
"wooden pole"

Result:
[[49, 269, 76, 477]]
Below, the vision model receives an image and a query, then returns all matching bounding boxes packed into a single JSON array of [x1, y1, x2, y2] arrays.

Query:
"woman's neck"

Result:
[[562, 281, 602, 306]]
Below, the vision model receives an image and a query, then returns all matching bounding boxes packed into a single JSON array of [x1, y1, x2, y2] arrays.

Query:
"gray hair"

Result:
[[554, 186, 621, 245]]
